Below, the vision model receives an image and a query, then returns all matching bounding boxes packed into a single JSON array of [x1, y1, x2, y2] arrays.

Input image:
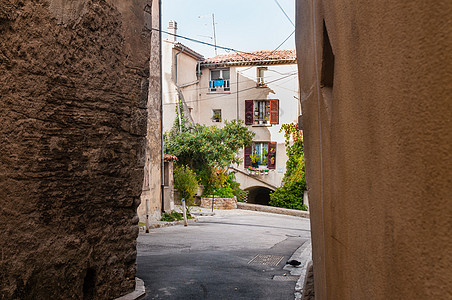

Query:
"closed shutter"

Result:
[[244, 145, 253, 167], [245, 100, 254, 125], [267, 142, 277, 169], [270, 99, 279, 124]]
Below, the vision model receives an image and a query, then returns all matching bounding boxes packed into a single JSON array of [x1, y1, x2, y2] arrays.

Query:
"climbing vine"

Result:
[[269, 123, 307, 210]]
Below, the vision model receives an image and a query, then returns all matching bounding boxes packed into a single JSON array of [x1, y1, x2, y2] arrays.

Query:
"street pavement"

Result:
[[136, 208, 311, 300]]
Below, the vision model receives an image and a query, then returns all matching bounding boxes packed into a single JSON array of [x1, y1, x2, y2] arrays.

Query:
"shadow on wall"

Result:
[[246, 186, 274, 205]]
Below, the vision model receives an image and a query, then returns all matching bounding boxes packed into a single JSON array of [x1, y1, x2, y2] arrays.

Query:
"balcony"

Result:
[[209, 79, 230, 92]]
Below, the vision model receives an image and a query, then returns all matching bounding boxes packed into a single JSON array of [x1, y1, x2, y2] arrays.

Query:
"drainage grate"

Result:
[[248, 254, 284, 266], [272, 275, 299, 281]]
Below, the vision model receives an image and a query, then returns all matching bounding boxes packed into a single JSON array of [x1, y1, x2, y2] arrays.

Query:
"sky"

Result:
[[161, 0, 296, 59]]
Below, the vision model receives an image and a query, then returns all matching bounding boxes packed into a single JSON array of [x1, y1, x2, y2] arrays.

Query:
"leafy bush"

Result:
[[161, 211, 192, 222], [173, 165, 198, 205], [269, 123, 307, 210], [161, 211, 184, 222], [269, 161, 307, 210], [213, 187, 235, 198], [225, 172, 248, 201], [164, 115, 254, 188]]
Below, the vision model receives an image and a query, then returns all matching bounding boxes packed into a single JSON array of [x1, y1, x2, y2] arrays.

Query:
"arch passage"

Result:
[[245, 186, 274, 206]]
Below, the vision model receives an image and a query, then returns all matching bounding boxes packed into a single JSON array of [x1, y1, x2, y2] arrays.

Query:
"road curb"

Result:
[[139, 218, 198, 231], [115, 277, 145, 300], [237, 203, 310, 218]]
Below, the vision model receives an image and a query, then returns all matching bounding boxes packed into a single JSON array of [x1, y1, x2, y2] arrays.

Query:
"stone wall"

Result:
[[0, 0, 155, 298], [296, 0, 451, 299], [201, 197, 237, 210]]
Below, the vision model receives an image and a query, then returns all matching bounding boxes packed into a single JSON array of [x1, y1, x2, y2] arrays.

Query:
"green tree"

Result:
[[173, 165, 198, 205], [269, 123, 307, 210], [164, 112, 254, 188]]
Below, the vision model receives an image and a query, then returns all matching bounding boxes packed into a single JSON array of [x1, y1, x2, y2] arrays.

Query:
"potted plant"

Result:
[[212, 113, 221, 122], [264, 169, 269, 175], [249, 154, 260, 168]]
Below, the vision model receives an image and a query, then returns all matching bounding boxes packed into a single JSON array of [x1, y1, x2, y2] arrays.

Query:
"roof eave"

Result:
[[200, 58, 297, 68]]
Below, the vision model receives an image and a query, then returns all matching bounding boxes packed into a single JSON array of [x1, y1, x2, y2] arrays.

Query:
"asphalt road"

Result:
[[136, 209, 311, 300]]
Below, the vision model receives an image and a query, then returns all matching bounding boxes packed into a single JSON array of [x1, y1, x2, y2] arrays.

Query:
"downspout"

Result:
[[159, 0, 165, 214], [236, 70, 239, 119], [175, 46, 184, 132]]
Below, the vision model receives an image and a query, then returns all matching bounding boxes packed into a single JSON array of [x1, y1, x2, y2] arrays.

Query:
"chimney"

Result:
[[167, 20, 177, 42]]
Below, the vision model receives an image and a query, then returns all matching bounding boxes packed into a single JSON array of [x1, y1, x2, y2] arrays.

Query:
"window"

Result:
[[245, 99, 279, 125], [254, 143, 268, 165], [209, 69, 230, 92], [244, 142, 277, 169], [212, 109, 222, 122], [257, 67, 267, 87]]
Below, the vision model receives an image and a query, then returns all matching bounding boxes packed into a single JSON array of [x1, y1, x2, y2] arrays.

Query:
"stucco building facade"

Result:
[[162, 22, 300, 204], [295, 0, 452, 299]]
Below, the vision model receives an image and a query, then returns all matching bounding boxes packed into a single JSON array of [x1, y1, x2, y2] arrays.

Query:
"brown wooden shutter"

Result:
[[244, 145, 253, 167], [267, 142, 277, 169], [245, 100, 254, 125], [270, 99, 279, 124]]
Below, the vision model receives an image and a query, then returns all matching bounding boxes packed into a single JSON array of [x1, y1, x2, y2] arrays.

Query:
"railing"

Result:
[[209, 79, 230, 92], [257, 77, 266, 87]]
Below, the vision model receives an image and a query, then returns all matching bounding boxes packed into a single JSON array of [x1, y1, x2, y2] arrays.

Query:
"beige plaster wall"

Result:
[[162, 41, 200, 133], [296, 0, 452, 299]]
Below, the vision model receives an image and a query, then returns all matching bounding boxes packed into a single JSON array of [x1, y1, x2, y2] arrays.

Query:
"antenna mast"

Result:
[[212, 13, 217, 55]]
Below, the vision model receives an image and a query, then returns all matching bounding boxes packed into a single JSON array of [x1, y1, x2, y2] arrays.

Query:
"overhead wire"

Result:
[[152, 28, 269, 58], [274, 0, 296, 27], [163, 72, 297, 106]]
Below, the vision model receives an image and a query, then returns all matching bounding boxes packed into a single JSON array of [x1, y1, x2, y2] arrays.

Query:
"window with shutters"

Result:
[[244, 142, 277, 169], [244, 99, 279, 125]]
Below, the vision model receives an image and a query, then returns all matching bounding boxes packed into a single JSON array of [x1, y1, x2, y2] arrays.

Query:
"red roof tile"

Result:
[[173, 43, 204, 60], [201, 49, 296, 66], [164, 154, 178, 161]]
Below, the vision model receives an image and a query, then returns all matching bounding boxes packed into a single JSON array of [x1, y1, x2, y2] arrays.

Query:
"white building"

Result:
[[163, 21, 299, 204]]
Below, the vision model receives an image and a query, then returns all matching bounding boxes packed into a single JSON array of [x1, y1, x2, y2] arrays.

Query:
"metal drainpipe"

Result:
[[236, 70, 239, 119], [159, 0, 165, 215], [175, 46, 184, 132]]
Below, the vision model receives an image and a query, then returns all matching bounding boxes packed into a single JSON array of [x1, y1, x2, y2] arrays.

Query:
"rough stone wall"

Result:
[[201, 198, 237, 210], [296, 0, 451, 299], [138, 0, 162, 225], [0, 0, 154, 298]]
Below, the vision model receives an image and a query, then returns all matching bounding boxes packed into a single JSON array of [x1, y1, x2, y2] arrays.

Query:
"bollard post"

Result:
[[182, 198, 188, 226]]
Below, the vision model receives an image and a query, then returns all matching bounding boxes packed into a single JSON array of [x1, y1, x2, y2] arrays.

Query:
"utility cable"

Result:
[[274, 0, 295, 27], [163, 72, 297, 106], [152, 28, 269, 58]]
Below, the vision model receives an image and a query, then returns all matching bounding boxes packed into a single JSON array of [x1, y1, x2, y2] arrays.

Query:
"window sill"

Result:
[[251, 124, 272, 127], [207, 92, 231, 95], [256, 85, 268, 88]]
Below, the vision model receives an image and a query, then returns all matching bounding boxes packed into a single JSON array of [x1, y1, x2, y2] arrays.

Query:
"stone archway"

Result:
[[245, 186, 274, 206]]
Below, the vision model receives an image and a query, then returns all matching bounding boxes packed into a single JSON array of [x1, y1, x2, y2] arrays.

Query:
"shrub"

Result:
[[161, 211, 192, 222], [213, 187, 234, 198], [269, 123, 307, 210], [269, 172, 307, 211], [173, 165, 198, 205]]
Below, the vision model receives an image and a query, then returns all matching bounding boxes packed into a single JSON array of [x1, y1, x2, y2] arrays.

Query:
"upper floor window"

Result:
[[257, 67, 267, 87], [209, 69, 230, 92], [245, 99, 279, 125]]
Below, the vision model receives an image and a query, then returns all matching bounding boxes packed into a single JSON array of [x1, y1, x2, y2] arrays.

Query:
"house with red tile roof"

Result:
[[162, 21, 300, 205]]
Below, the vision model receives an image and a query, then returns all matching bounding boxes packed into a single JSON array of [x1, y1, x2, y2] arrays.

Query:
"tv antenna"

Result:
[[198, 13, 218, 55]]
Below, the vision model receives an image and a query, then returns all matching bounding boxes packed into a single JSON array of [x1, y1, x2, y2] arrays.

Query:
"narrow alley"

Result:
[[137, 209, 311, 299]]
